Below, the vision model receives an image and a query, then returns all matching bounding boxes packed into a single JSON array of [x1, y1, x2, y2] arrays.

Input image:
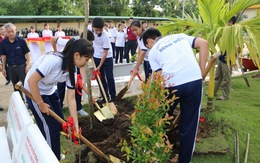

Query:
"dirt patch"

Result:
[[76, 97, 213, 163]]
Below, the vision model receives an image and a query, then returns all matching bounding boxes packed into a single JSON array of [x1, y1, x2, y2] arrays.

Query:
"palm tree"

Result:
[[159, 0, 260, 110]]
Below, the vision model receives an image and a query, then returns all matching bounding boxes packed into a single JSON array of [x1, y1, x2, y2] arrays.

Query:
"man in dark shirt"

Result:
[[125, 17, 137, 63], [0, 23, 31, 101]]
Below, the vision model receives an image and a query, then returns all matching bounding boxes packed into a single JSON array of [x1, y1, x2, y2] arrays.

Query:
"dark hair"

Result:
[[130, 19, 142, 28], [142, 28, 162, 46], [121, 20, 126, 24], [80, 30, 95, 42], [92, 17, 104, 28], [61, 38, 94, 87], [57, 25, 61, 28], [229, 16, 237, 24], [129, 17, 134, 20], [30, 26, 35, 29], [44, 23, 48, 27]]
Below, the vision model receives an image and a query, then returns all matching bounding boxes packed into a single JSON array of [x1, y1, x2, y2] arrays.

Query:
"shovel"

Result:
[[15, 81, 116, 163], [91, 59, 118, 115], [115, 70, 143, 101], [115, 74, 136, 101], [82, 87, 114, 122]]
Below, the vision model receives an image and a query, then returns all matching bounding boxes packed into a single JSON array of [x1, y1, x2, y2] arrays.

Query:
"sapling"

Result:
[[119, 72, 176, 162]]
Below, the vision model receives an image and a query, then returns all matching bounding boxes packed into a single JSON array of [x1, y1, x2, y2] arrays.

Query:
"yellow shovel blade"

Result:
[[94, 105, 114, 122]]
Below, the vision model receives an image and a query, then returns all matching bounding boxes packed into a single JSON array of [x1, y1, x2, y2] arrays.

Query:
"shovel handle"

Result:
[[202, 52, 221, 80], [127, 74, 136, 88], [82, 86, 105, 116], [91, 59, 109, 104], [15, 82, 112, 162]]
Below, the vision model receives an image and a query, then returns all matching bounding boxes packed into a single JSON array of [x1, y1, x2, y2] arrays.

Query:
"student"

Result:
[[54, 25, 66, 51], [24, 38, 94, 160], [142, 28, 208, 163], [53, 30, 95, 116], [87, 20, 92, 31], [130, 19, 151, 82], [114, 23, 127, 64], [0, 23, 31, 101], [142, 20, 149, 30], [108, 20, 117, 58], [27, 26, 42, 65], [92, 17, 116, 102], [125, 17, 137, 63], [42, 23, 53, 53]]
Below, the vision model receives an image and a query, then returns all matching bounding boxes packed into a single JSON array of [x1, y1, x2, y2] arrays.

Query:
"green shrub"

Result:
[[119, 72, 176, 162]]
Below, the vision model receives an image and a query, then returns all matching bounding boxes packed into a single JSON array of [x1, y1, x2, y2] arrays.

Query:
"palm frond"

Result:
[[198, 0, 225, 29]]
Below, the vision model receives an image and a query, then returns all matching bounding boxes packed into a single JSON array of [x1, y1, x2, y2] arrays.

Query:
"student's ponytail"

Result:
[[61, 38, 94, 88]]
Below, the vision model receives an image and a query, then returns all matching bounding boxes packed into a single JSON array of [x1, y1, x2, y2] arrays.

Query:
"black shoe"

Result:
[[0, 106, 4, 111], [5, 80, 10, 85], [96, 99, 106, 106]]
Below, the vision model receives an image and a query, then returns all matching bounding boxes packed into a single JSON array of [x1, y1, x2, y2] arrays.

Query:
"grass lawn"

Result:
[[192, 71, 260, 163]]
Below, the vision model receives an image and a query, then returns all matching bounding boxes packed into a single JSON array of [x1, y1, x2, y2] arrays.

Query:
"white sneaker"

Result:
[[77, 109, 89, 116], [60, 154, 66, 160]]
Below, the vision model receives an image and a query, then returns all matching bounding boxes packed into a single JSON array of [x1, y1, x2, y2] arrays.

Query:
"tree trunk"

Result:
[[84, 0, 94, 129], [206, 65, 215, 111]]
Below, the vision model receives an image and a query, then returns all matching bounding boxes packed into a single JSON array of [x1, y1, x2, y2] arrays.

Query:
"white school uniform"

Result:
[[137, 36, 149, 61], [108, 27, 117, 43], [42, 29, 53, 53], [55, 31, 66, 51], [24, 52, 75, 95], [27, 32, 42, 65], [148, 34, 201, 87], [115, 31, 126, 47], [93, 30, 112, 58]]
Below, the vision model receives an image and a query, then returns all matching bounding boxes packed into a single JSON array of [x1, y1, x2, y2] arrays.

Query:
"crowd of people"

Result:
[[0, 16, 237, 163]]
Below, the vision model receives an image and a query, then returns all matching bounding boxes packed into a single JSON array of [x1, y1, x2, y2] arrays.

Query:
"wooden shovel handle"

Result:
[[127, 74, 136, 88], [91, 59, 109, 103], [15, 82, 112, 163], [202, 52, 221, 80]]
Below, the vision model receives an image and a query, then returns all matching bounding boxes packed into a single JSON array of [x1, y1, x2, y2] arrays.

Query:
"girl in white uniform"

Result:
[[42, 23, 53, 53], [27, 26, 41, 65], [130, 20, 151, 82], [24, 38, 94, 160], [114, 23, 127, 64], [54, 25, 66, 51]]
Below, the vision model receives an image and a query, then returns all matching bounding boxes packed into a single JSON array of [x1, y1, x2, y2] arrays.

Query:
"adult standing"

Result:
[[214, 16, 237, 100], [27, 26, 42, 65], [143, 28, 208, 163], [42, 23, 53, 53], [125, 17, 137, 63], [0, 24, 10, 86], [0, 23, 31, 101]]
